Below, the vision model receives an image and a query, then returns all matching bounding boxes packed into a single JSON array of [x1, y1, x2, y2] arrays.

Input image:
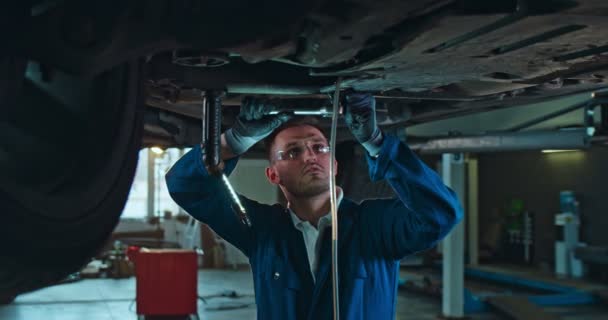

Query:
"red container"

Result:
[[135, 249, 198, 316]]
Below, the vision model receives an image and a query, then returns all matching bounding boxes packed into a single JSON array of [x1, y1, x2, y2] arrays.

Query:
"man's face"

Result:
[[265, 125, 337, 198]]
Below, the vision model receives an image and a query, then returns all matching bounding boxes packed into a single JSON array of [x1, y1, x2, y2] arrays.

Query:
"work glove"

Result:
[[224, 97, 292, 155], [344, 92, 383, 157]]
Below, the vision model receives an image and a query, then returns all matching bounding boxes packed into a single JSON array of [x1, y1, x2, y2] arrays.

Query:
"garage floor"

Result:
[[1, 269, 606, 320]]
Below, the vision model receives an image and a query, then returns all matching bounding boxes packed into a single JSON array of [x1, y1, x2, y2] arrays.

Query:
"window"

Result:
[[121, 147, 191, 219], [121, 149, 148, 218]]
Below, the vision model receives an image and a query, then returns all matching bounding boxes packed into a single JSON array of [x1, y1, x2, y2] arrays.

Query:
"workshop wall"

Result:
[[478, 147, 608, 266]]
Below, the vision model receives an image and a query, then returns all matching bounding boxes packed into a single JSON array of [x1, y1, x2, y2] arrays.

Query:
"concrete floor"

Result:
[[1, 269, 606, 320]]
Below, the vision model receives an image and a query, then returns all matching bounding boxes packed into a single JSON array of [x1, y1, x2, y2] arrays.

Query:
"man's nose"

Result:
[[302, 145, 318, 162]]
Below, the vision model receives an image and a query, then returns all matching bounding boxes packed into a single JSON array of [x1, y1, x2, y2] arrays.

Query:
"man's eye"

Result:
[[287, 147, 303, 159], [313, 144, 329, 153]]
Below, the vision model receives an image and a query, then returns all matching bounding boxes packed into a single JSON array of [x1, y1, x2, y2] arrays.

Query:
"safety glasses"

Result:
[[275, 140, 330, 161]]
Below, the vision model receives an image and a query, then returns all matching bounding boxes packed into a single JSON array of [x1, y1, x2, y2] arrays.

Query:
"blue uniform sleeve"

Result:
[[359, 134, 463, 260], [165, 145, 261, 257]]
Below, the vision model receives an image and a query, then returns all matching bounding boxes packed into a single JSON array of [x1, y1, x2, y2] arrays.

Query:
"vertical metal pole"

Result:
[[442, 153, 465, 318], [329, 78, 342, 320], [147, 148, 155, 219], [467, 157, 479, 266]]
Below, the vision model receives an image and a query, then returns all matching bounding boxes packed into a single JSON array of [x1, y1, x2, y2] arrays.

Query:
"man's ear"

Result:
[[265, 166, 280, 185]]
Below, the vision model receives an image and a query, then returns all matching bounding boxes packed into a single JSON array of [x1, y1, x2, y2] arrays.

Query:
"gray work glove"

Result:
[[224, 97, 292, 155], [344, 92, 383, 157]]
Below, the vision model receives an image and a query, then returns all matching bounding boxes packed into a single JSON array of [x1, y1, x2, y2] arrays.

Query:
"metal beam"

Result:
[[507, 99, 591, 132], [410, 128, 591, 154], [226, 84, 320, 95]]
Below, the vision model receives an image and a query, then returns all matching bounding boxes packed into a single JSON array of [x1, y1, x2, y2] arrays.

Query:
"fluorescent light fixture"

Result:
[[541, 149, 579, 154], [150, 147, 164, 155]]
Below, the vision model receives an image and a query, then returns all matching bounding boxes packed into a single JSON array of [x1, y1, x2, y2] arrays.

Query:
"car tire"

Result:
[[0, 59, 145, 297]]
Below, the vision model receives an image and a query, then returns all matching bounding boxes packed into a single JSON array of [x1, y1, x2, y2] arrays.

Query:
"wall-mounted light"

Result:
[[150, 147, 165, 155], [541, 149, 579, 154]]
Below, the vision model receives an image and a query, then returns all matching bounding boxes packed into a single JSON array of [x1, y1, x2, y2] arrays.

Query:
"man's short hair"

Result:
[[264, 117, 328, 161]]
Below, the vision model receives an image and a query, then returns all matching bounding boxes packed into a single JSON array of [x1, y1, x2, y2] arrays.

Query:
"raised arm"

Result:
[[166, 97, 292, 255], [359, 134, 463, 259], [165, 144, 255, 255], [342, 93, 462, 259]]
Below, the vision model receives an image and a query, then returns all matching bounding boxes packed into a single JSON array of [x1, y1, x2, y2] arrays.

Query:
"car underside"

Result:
[[1, 0, 608, 299]]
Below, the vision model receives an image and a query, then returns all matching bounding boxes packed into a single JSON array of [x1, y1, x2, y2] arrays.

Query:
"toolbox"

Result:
[[135, 249, 198, 319]]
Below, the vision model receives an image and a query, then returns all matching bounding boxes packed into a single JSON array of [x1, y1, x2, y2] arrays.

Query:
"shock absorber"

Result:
[[201, 90, 251, 227]]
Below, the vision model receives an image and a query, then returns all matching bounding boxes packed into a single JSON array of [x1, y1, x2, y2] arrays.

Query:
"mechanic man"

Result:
[[166, 93, 462, 319]]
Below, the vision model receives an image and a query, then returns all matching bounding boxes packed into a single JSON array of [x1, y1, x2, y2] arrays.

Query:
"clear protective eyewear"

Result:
[[275, 139, 331, 161]]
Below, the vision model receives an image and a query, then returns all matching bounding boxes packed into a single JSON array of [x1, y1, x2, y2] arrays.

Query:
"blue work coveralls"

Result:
[[166, 134, 463, 319]]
